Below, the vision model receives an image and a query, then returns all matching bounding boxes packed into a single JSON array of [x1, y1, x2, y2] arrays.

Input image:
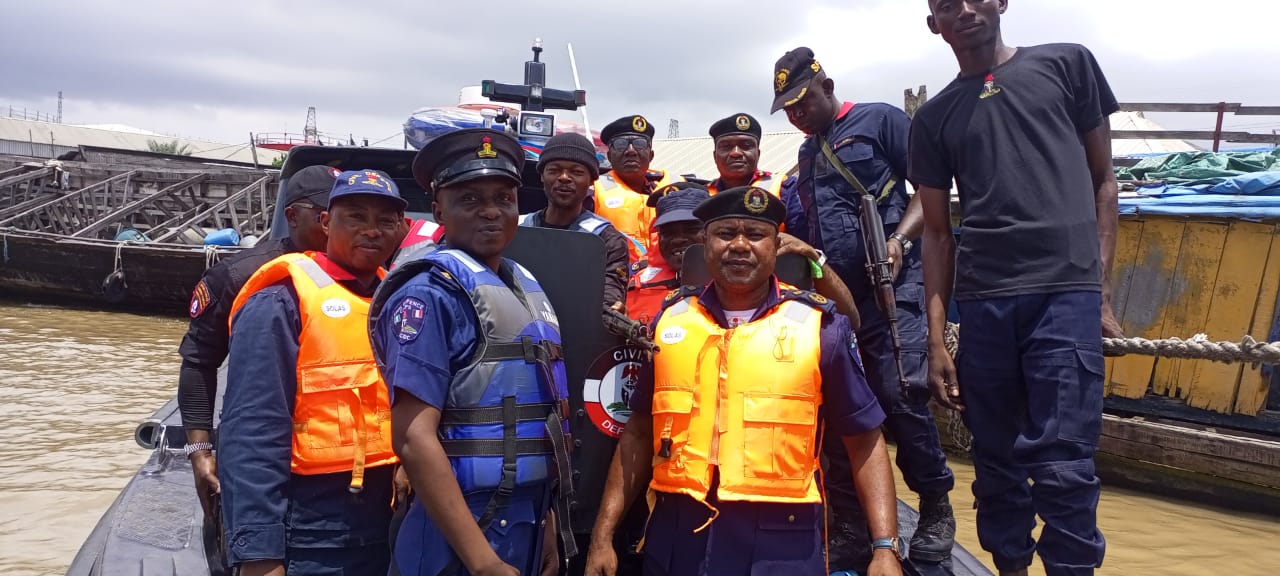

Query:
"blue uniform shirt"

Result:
[[629, 278, 886, 574], [372, 258, 550, 576], [218, 264, 394, 568], [795, 101, 922, 298]]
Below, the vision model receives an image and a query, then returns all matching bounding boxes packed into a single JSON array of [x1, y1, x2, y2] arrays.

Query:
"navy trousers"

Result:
[[823, 281, 954, 568], [279, 544, 388, 576], [956, 291, 1107, 576]]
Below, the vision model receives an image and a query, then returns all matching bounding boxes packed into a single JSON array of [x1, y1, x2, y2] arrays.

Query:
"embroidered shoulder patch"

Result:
[[189, 280, 213, 318], [393, 297, 427, 344]]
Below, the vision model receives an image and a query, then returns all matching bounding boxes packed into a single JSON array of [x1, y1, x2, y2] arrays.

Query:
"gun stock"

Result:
[[859, 195, 910, 392], [603, 306, 659, 356]]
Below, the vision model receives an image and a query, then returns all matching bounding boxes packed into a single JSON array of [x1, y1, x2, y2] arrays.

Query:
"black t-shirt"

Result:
[[908, 43, 1118, 300]]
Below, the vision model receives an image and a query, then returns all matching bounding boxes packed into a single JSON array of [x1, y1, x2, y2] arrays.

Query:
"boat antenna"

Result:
[[567, 42, 591, 138]]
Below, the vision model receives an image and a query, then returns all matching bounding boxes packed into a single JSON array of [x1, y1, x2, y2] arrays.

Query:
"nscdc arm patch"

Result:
[[392, 297, 427, 344]]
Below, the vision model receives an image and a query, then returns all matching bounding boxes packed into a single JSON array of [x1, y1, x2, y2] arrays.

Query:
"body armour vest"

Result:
[[519, 210, 612, 236], [230, 252, 396, 492], [650, 291, 827, 505]]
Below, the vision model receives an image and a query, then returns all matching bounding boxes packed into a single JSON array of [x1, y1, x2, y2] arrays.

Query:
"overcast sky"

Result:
[[2, 0, 1277, 148]]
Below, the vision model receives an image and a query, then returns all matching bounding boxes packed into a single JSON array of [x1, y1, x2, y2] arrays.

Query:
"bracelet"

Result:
[[889, 233, 913, 254], [184, 442, 214, 457], [807, 258, 824, 279]]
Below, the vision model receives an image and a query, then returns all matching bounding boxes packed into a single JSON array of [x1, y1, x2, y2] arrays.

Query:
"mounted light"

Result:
[[519, 112, 555, 138]]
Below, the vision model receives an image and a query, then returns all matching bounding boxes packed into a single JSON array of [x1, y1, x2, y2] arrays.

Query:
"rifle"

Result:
[[818, 135, 910, 392], [860, 194, 911, 392], [603, 306, 660, 357]]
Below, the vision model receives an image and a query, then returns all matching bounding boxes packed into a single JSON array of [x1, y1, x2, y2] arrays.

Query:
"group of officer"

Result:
[[177, 3, 1119, 575]]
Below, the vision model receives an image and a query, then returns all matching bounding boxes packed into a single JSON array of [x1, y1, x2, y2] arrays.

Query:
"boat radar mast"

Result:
[[480, 39, 586, 144]]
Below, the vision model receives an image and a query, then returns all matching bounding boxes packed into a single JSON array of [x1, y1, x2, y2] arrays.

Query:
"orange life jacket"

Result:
[[626, 263, 680, 324], [230, 252, 397, 491], [593, 169, 683, 262], [706, 171, 784, 198], [649, 289, 826, 510]]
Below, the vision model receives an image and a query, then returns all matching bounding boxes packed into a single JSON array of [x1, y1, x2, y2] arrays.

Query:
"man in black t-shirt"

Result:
[[909, 3, 1123, 576]]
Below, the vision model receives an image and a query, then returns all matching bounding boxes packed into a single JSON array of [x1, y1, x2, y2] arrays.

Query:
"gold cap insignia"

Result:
[[743, 187, 769, 214], [477, 136, 498, 158], [810, 60, 822, 73], [632, 116, 648, 133], [735, 115, 751, 131], [775, 69, 790, 92]]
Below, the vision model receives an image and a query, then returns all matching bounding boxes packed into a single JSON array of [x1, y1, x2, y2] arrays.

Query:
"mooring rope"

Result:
[[203, 245, 221, 270], [112, 241, 127, 288]]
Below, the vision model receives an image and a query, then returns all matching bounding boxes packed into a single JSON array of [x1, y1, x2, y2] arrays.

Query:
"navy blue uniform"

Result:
[[795, 102, 954, 562], [178, 237, 295, 431], [372, 254, 556, 576], [218, 257, 393, 576], [630, 279, 885, 575], [909, 44, 1117, 576]]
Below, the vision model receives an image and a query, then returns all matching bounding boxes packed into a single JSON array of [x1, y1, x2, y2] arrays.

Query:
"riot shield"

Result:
[[679, 244, 814, 290], [503, 226, 638, 539]]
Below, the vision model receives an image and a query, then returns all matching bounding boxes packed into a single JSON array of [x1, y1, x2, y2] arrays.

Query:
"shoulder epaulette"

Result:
[[662, 284, 702, 307], [779, 288, 836, 316], [629, 259, 647, 276]]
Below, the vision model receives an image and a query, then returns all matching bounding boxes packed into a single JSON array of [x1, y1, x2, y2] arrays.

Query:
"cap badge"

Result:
[[744, 187, 769, 214], [477, 136, 498, 158], [810, 59, 822, 73], [735, 115, 751, 131], [631, 116, 648, 133], [360, 171, 389, 191], [775, 69, 790, 92]]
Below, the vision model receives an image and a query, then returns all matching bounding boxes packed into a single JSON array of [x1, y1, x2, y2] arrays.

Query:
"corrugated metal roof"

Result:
[[1109, 111, 1199, 156], [652, 131, 807, 181], [0, 117, 285, 165]]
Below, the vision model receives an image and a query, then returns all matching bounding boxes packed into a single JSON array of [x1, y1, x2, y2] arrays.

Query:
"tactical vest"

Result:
[[519, 210, 612, 236], [369, 248, 579, 559], [650, 291, 827, 508], [592, 170, 682, 261], [230, 252, 396, 492]]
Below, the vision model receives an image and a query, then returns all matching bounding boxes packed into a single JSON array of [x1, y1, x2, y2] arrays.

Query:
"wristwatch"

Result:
[[184, 442, 214, 457], [889, 233, 913, 254], [871, 536, 905, 561]]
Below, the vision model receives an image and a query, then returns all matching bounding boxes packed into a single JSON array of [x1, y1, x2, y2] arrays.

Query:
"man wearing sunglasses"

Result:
[[705, 113, 784, 198], [591, 115, 684, 263], [773, 46, 957, 574]]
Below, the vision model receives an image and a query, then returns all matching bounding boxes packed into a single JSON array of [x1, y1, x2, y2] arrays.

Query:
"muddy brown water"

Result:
[[1, 301, 1276, 575]]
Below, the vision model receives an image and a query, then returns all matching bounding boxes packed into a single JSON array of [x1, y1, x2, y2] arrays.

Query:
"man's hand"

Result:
[[393, 464, 412, 508], [1101, 300, 1124, 338], [238, 560, 285, 576], [777, 232, 820, 261], [927, 340, 963, 411], [540, 510, 560, 576], [471, 561, 520, 576], [190, 451, 220, 519], [609, 301, 624, 312], [582, 538, 619, 576], [886, 237, 905, 280], [868, 549, 904, 576]]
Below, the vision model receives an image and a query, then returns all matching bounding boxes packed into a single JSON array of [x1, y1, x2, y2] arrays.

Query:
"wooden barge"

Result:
[[0, 154, 274, 312]]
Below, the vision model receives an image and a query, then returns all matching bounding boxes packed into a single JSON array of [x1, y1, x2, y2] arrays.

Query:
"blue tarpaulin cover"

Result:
[[1116, 150, 1280, 220]]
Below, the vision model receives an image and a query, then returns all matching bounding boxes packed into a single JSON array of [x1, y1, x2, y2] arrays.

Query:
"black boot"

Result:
[[826, 518, 871, 573], [910, 492, 956, 564]]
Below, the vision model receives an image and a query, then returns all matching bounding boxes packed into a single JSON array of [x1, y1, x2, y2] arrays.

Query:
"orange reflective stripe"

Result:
[[231, 252, 398, 488]]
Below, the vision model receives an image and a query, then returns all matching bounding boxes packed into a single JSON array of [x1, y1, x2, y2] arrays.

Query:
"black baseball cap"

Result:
[[771, 47, 824, 114], [282, 165, 341, 208], [653, 185, 711, 227]]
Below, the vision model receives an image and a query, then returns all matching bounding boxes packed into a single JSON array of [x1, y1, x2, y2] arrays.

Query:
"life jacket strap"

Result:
[[439, 402, 556, 426]]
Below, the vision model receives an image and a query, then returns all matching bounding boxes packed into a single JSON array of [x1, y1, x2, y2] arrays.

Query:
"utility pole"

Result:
[[904, 85, 928, 119]]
